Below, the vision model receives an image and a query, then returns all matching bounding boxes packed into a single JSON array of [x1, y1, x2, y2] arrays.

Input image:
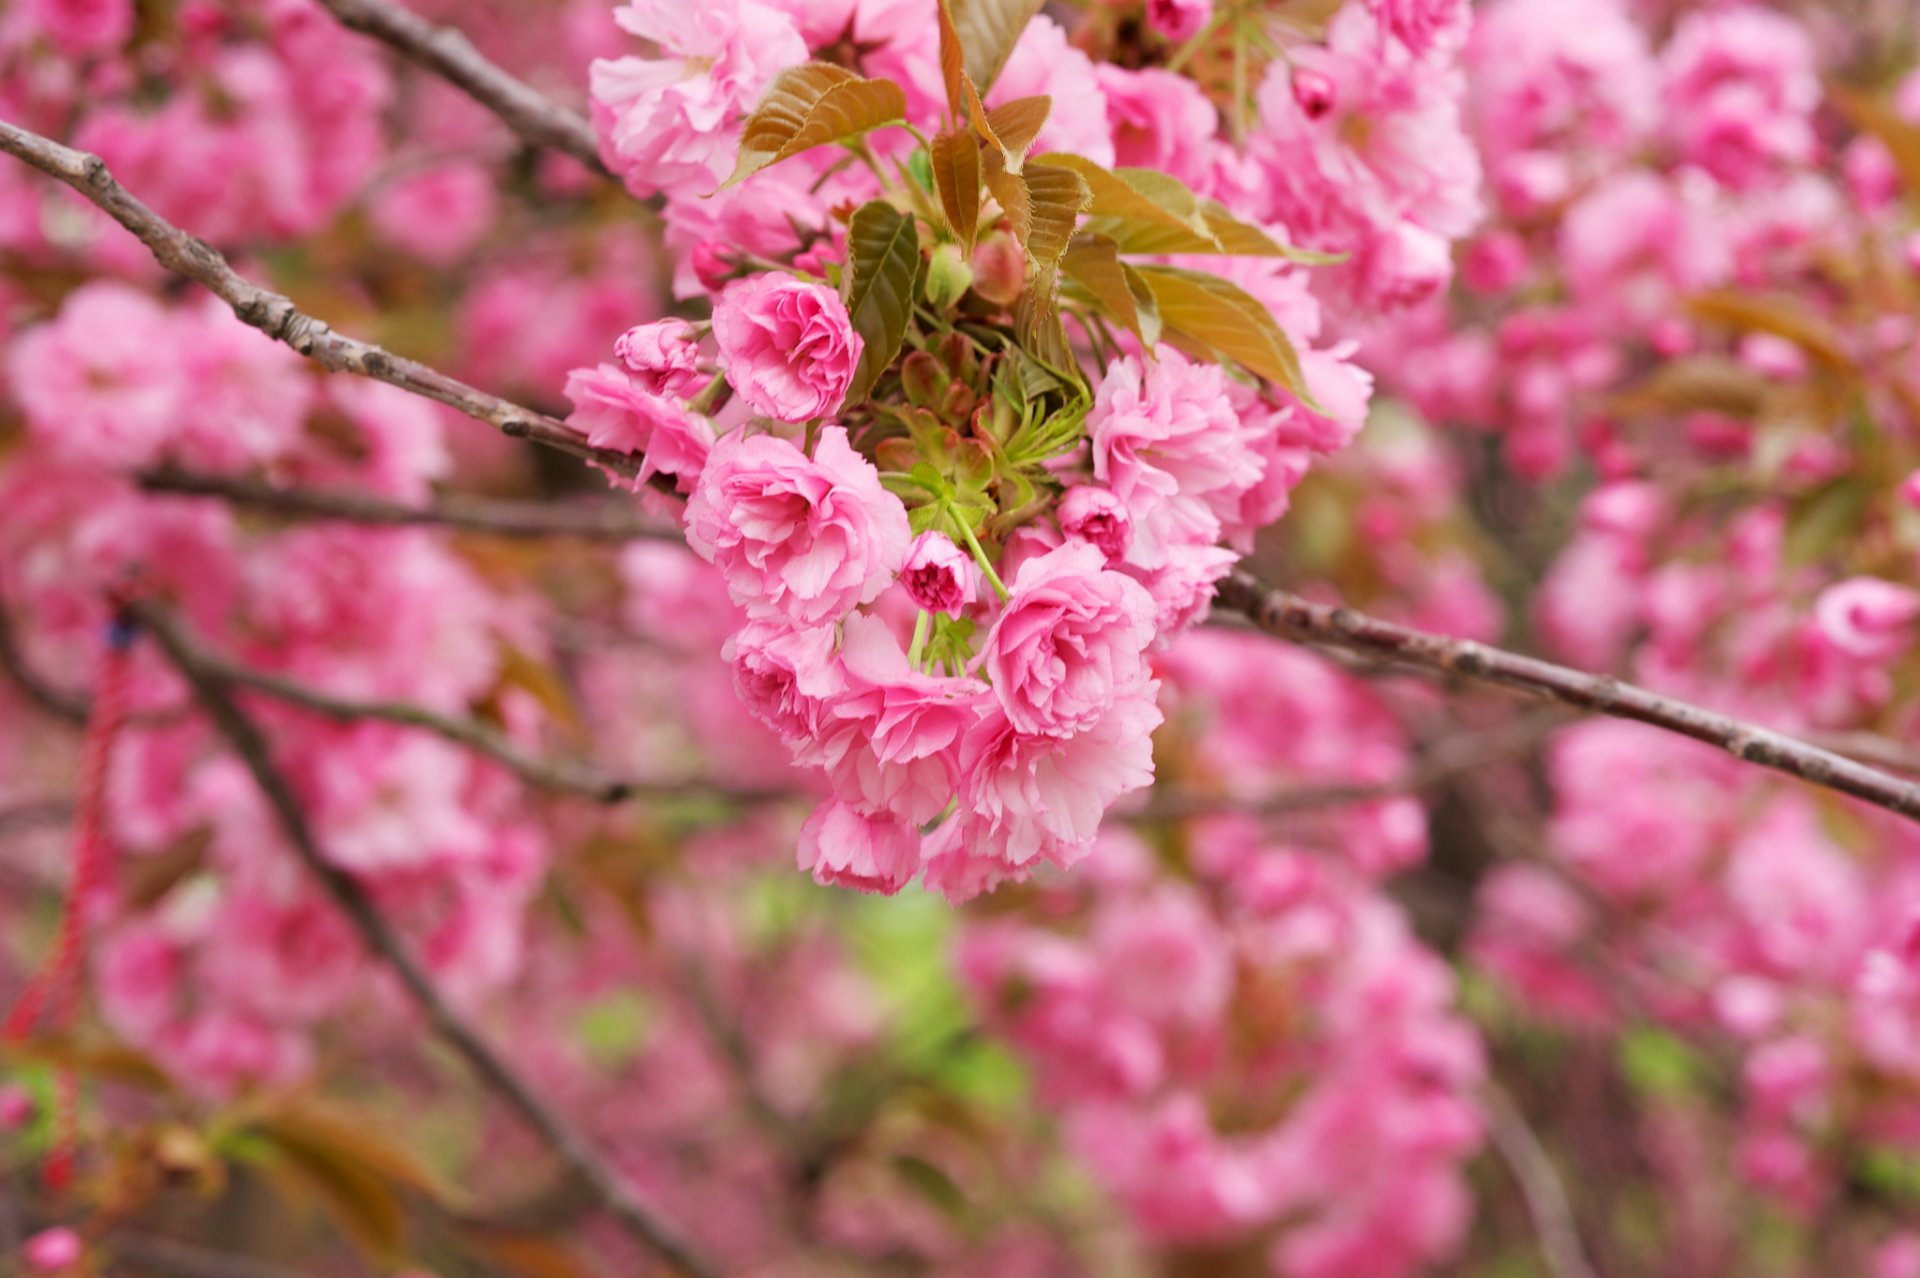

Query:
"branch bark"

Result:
[[314, 0, 611, 179], [1482, 1084, 1603, 1278], [0, 120, 640, 482], [140, 469, 678, 543], [132, 601, 719, 1278], [1217, 571, 1920, 824], [136, 606, 788, 809]]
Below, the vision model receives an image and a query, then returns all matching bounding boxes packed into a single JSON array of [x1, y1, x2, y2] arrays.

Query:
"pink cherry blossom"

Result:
[[900, 531, 978, 619], [712, 274, 863, 423]]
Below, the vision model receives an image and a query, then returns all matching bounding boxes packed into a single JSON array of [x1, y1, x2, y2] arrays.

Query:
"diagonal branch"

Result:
[[1217, 571, 1920, 824], [132, 601, 719, 1278], [140, 469, 679, 543], [1482, 1084, 1603, 1278], [0, 119, 639, 483], [314, 0, 610, 179], [138, 606, 790, 808]]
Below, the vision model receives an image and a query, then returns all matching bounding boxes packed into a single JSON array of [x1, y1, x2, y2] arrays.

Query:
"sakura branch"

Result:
[[1481, 1086, 1602, 1278], [1217, 571, 1920, 824], [134, 606, 789, 809], [0, 120, 639, 482], [132, 601, 720, 1278], [313, 0, 611, 179], [139, 469, 678, 543]]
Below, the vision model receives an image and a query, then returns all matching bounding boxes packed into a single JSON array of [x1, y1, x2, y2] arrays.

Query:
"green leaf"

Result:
[[930, 129, 981, 254], [1133, 264, 1310, 397], [725, 63, 906, 188], [1199, 199, 1344, 263], [945, 0, 1045, 99], [843, 201, 922, 403], [1060, 233, 1159, 346]]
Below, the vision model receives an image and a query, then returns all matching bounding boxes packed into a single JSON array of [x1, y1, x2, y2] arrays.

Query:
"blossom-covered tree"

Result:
[[4, 0, 1920, 1276]]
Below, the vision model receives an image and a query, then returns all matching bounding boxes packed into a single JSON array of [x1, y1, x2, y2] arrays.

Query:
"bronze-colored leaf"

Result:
[[843, 201, 922, 403], [982, 95, 1051, 169], [725, 63, 906, 188], [985, 163, 1031, 247], [1133, 265, 1310, 397], [930, 130, 981, 254], [248, 1098, 465, 1208], [1199, 199, 1344, 262], [1687, 291, 1855, 372], [936, 0, 967, 121], [1831, 82, 1920, 204], [946, 0, 1045, 99], [1062, 234, 1158, 346], [459, 1230, 600, 1278], [1036, 155, 1221, 255], [1021, 161, 1091, 296], [1606, 356, 1770, 419], [2, 1034, 171, 1091]]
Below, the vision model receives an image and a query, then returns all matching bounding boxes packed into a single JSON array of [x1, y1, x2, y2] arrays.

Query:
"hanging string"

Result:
[[3, 607, 138, 1190]]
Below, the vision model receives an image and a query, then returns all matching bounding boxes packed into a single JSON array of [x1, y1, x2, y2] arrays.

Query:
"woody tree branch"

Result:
[[139, 469, 678, 543], [314, 0, 611, 179], [133, 601, 719, 1278], [1217, 571, 1920, 824], [0, 119, 640, 482]]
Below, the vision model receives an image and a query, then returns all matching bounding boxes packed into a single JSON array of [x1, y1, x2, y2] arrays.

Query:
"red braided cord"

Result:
[[4, 619, 135, 1189]]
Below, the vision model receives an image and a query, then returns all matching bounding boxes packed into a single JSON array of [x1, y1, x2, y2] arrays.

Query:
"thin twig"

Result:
[[136, 607, 788, 809], [140, 469, 677, 543], [0, 120, 639, 482], [1482, 1084, 1604, 1278], [132, 602, 719, 1278], [0, 799, 73, 840], [1217, 571, 1920, 824], [1136, 711, 1560, 822], [314, 0, 611, 178]]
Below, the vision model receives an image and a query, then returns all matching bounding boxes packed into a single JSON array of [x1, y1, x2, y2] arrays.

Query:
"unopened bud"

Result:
[[924, 242, 974, 311]]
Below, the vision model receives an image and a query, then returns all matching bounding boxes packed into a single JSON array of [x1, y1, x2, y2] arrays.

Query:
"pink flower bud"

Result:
[[1058, 486, 1133, 566], [692, 240, 734, 294], [614, 319, 703, 398], [1904, 231, 1920, 276], [1462, 232, 1527, 295], [1291, 68, 1336, 120], [0, 1084, 32, 1130], [1900, 470, 1920, 509], [24, 1229, 81, 1273], [1815, 577, 1920, 661], [1146, 0, 1212, 43], [901, 532, 979, 619]]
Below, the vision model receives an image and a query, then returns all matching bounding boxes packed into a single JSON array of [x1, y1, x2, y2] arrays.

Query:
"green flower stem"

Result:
[[907, 609, 931, 668], [951, 508, 1010, 601]]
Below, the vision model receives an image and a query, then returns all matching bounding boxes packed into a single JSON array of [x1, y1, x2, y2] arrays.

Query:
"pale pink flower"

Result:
[[1815, 578, 1920, 662], [979, 543, 1157, 738], [901, 531, 979, 619], [7, 283, 189, 468], [724, 618, 846, 745], [1366, 0, 1468, 58], [589, 0, 807, 198], [1095, 65, 1218, 187], [712, 274, 863, 423], [797, 800, 922, 895], [1661, 6, 1820, 192], [24, 0, 132, 55], [563, 363, 714, 492], [685, 426, 911, 624], [989, 16, 1114, 167], [614, 319, 705, 398], [0, 1085, 32, 1130]]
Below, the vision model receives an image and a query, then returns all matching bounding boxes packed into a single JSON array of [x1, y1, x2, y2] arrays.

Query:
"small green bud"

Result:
[[923, 242, 974, 311]]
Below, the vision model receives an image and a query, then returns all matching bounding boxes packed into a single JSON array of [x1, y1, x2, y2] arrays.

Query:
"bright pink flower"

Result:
[[1088, 350, 1262, 566], [1095, 65, 1218, 187], [712, 274, 863, 423], [1145, 0, 1212, 43], [1366, 0, 1468, 58], [685, 426, 910, 624], [900, 531, 979, 619], [990, 16, 1114, 167], [23, 1229, 81, 1273], [724, 618, 846, 744], [1058, 485, 1133, 566], [0, 1084, 33, 1130], [797, 800, 922, 895], [589, 0, 807, 197], [7, 283, 188, 468], [25, 0, 133, 56], [563, 363, 714, 492], [979, 543, 1157, 738], [923, 691, 1162, 901], [615, 319, 705, 398], [817, 613, 985, 823], [367, 162, 496, 266], [1661, 6, 1820, 192], [1815, 578, 1920, 662]]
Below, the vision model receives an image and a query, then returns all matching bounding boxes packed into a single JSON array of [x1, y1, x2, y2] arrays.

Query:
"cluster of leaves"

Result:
[[718, 0, 1328, 558]]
